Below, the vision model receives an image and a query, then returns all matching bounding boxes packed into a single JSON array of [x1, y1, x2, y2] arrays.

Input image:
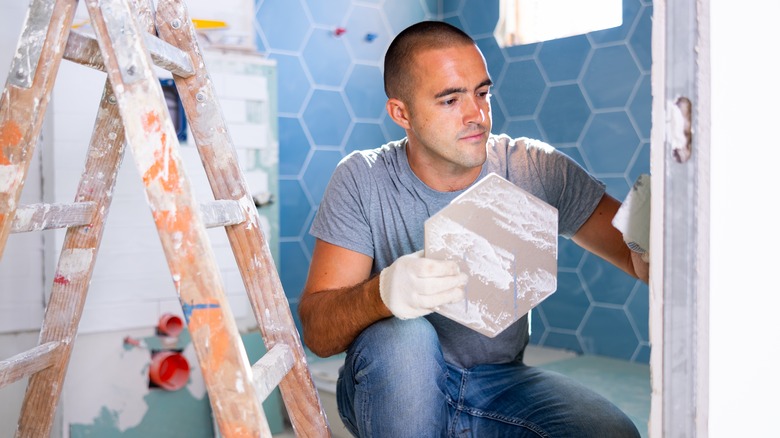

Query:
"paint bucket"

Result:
[[158, 313, 184, 337], [149, 351, 190, 391]]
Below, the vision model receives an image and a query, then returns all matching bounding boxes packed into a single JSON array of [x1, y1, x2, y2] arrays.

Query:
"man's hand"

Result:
[[379, 250, 468, 319]]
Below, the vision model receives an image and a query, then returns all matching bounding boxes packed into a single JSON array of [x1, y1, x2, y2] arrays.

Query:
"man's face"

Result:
[[402, 43, 493, 177]]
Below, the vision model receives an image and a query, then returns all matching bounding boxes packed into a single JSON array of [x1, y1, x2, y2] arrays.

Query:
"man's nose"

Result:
[[463, 97, 485, 124]]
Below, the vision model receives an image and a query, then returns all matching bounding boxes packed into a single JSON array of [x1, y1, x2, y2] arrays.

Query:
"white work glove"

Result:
[[379, 250, 468, 320]]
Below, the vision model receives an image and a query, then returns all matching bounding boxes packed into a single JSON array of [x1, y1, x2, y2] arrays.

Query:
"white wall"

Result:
[[710, 1, 780, 436]]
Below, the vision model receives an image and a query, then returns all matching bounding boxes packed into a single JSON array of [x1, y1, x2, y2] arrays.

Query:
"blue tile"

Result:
[[529, 308, 547, 342], [269, 54, 311, 114], [601, 176, 631, 202], [442, 15, 465, 30], [581, 112, 640, 174], [539, 271, 590, 331], [627, 283, 649, 342], [303, 149, 345, 205], [303, 90, 352, 146], [580, 253, 637, 306], [280, 179, 313, 238], [580, 306, 638, 360], [305, 0, 351, 26], [504, 40, 539, 60], [278, 116, 311, 176], [460, 0, 499, 36], [630, 5, 652, 72], [302, 226, 317, 255], [628, 142, 650, 183], [476, 36, 506, 79], [257, 0, 311, 52], [588, 0, 642, 45], [489, 97, 506, 135], [422, 0, 439, 16], [345, 122, 385, 155], [556, 146, 588, 170], [384, 1, 428, 34], [442, 0, 463, 15], [381, 111, 406, 141], [630, 74, 651, 140], [345, 64, 386, 119], [538, 35, 591, 83], [497, 60, 545, 117], [634, 345, 650, 364], [504, 119, 542, 140], [541, 331, 583, 354], [558, 237, 586, 270], [280, 241, 311, 299], [582, 45, 640, 109], [345, 5, 392, 63], [538, 84, 590, 144], [302, 29, 352, 87]]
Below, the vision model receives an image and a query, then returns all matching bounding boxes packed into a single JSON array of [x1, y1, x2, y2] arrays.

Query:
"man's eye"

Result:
[[442, 98, 457, 106]]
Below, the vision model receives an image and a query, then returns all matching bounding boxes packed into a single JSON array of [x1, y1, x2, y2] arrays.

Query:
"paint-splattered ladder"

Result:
[[0, 0, 329, 436]]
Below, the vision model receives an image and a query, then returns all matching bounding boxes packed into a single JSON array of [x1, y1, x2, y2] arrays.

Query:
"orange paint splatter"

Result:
[[188, 300, 229, 371], [141, 140, 181, 193], [152, 206, 193, 234], [0, 121, 23, 164], [142, 111, 162, 133]]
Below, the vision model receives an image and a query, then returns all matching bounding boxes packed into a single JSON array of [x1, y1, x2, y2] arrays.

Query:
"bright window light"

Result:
[[494, 0, 623, 46]]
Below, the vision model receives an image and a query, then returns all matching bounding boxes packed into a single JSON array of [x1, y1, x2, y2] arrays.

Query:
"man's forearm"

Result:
[[299, 275, 391, 357]]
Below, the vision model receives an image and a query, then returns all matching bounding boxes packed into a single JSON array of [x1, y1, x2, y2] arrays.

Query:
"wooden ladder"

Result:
[[0, 0, 330, 436]]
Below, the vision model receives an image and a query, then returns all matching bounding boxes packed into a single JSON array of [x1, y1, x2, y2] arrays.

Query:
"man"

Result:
[[299, 20, 648, 437]]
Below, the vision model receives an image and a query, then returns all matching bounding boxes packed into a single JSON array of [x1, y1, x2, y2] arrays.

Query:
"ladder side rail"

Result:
[[0, 0, 79, 259], [155, 1, 331, 436], [83, 1, 270, 436], [15, 81, 128, 438]]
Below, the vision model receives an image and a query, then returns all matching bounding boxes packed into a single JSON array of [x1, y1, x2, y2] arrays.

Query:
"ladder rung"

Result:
[[0, 342, 63, 389], [11, 202, 96, 233], [251, 344, 294, 403], [64, 30, 195, 78], [200, 200, 247, 228]]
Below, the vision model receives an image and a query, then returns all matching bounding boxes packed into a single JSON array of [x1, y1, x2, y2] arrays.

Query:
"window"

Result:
[[494, 0, 622, 46]]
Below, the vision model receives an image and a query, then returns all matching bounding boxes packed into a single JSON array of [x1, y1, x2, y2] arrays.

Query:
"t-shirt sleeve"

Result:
[[309, 153, 375, 258]]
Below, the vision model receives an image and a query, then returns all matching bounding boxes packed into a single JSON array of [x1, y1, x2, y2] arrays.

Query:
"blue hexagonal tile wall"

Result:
[[345, 64, 386, 119], [302, 90, 352, 146], [303, 29, 352, 87]]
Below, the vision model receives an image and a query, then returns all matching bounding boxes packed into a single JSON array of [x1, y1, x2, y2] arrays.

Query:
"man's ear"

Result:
[[386, 98, 411, 130]]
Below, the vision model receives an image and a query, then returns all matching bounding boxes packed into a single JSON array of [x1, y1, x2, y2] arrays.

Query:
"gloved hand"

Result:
[[379, 250, 468, 320]]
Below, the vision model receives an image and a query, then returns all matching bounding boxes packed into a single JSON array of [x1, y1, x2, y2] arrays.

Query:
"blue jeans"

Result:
[[336, 317, 640, 437]]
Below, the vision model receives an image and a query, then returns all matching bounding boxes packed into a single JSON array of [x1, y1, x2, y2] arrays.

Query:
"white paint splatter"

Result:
[[0, 164, 22, 192], [58, 248, 94, 277]]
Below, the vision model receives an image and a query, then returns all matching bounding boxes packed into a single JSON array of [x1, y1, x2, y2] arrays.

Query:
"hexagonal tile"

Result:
[[476, 36, 506, 79], [383, 1, 427, 34], [443, 15, 465, 31], [538, 84, 590, 144], [344, 5, 392, 63], [530, 308, 547, 342], [581, 112, 640, 174], [302, 90, 351, 146], [542, 331, 583, 353], [305, 0, 351, 26], [539, 271, 590, 331], [278, 116, 311, 176], [421, 0, 439, 16], [280, 179, 313, 238], [489, 95, 507, 135], [257, 0, 311, 52], [558, 238, 586, 271], [345, 64, 386, 119], [630, 5, 652, 72], [538, 34, 591, 82], [460, 0, 499, 36], [302, 29, 352, 87], [629, 74, 651, 139], [269, 54, 311, 114], [503, 40, 539, 60], [628, 142, 650, 183], [497, 60, 545, 117], [442, 0, 463, 15], [580, 306, 638, 360], [582, 45, 640, 109], [280, 241, 310, 299], [627, 282, 649, 342], [302, 149, 345, 205], [601, 176, 631, 202], [381, 111, 406, 140], [345, 122, 385, 155], [580, 253, 637, 305], [588, 0, 642, 44], [504, 119, 542, 140]]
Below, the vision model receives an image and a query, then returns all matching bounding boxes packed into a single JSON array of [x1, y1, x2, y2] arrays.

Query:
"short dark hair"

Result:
[[384, 21, 475, 101]]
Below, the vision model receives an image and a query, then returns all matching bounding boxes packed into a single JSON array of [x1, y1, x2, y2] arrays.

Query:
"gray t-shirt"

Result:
[[310, 133, 606, 368]]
